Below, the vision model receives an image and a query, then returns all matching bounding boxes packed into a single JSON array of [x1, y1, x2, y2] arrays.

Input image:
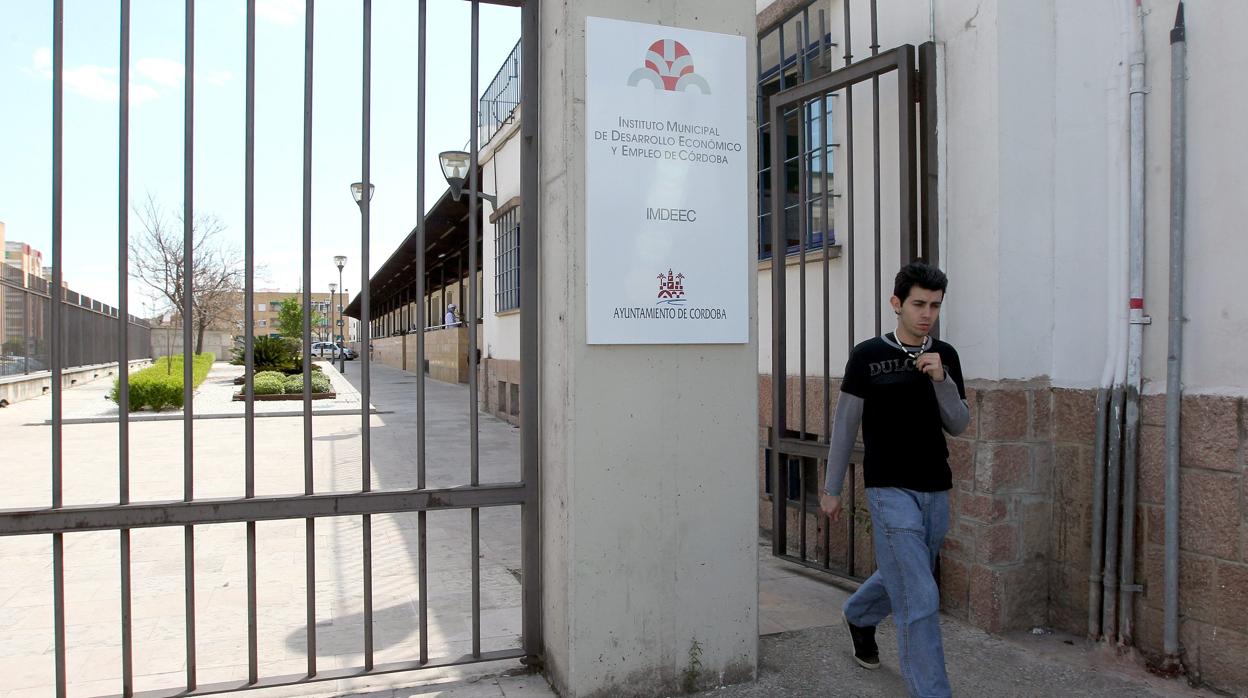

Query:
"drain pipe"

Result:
[[1091, 30, 1132, 640], [1117, 0, 1149, 647], [1162, 1, 1187, 669]]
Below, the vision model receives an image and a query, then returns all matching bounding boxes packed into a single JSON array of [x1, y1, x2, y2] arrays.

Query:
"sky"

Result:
[[1, 0, 521, 315]]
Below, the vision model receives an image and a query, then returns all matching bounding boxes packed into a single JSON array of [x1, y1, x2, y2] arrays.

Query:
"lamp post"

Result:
[[334, 255, 347, 371], [328, 282, 337, 347]]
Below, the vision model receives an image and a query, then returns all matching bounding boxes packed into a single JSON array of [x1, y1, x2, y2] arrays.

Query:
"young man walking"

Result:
[[820, 262, 970, 698]]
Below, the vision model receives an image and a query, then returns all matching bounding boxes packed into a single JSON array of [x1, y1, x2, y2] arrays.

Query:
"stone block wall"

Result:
[[480, 357, 521, 426], [757, 375, 1248, 695]]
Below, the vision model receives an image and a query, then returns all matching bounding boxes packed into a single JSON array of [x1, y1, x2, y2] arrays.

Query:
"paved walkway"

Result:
[[0, 360, 534, 698]]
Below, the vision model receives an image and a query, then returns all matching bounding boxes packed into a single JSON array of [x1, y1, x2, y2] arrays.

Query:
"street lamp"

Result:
[[439, 150, 496, 206], [328, 282, 337, 345], [334, 255, 347, 371], [350, 182, 375, 205]]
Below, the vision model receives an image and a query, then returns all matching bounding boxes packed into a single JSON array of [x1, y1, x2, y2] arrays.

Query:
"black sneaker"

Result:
[[843, 614, 880, 670]]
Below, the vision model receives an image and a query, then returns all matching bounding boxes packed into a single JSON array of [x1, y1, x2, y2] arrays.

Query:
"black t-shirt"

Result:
[[839, 335, 966, 492]]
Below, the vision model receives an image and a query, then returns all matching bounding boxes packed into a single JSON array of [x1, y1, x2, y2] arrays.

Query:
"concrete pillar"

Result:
[[538, 2, 758, 696]]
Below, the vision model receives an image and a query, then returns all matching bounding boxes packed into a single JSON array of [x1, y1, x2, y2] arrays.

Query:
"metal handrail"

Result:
[[478, 38, 521, 147]]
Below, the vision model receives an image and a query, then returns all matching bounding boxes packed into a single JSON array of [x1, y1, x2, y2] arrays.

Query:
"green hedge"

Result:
[[247, 370, 331, 396], [110, 353, 215, 412]]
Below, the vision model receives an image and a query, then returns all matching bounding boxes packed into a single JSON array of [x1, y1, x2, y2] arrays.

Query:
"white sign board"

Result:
[[585, 16, 749, 344]]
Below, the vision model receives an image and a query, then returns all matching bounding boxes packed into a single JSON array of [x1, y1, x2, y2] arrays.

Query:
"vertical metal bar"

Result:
[[769, 99, 787, 559], [519, 0, 542, 661], [301, 0, 317, 678], [898, 45, 917, 264], [843, 0, 857, 577], [243, 0, 260, 683], [469, 0, 482, 658], [870, 0, 881, 336], [119, 1, 134, 692], [51, 0, 63, 511], [416, 0, 430, 666], [301, 0, 314, 501], [797, 89, 808, 561], [51, 10, 65, 695], [820, 87, 831, 571], [918, 42, 939, 268], [183, 1, 197, 689], [360, 0, 374, 670]]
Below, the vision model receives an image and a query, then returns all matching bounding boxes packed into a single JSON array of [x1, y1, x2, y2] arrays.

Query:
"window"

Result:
[[494, 206, 520, 313], [258, 319, 267, 327], [257, 303, 267, 312], [757, 2, 838, 260]]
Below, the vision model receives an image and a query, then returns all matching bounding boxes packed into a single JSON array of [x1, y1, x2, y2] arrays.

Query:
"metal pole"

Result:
[[469, 0, 482, 659], [770, 97, 788, 559], [118, 0, 134, 691], [416, 0, 430, 665], [1118, 0, 1148, 646], [244, 0, 260, 682], [182, 0, 198, 689], [842, 0, 856, 576], [870, 0, 882, 335], [360, 0, 374, 670], [51, 2, 66, 695], [519, 0, 542, 663], [1163, 1, 1186, 667], [1088, 387, 1109, 640], [301, 0, 318, 678]]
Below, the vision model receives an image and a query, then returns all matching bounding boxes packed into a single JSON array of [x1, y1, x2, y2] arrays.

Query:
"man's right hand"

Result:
[[820, 493, 843, 523]]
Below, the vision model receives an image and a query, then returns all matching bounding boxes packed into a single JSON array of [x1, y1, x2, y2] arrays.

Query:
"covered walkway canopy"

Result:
[[343, 185, 482, 336]]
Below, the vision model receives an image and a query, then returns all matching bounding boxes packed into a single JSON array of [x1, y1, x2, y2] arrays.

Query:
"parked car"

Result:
[[310, 341, 357, 360]]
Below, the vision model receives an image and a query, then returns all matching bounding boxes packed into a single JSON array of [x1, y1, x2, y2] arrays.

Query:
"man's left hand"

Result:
[[916, 352, 945, 382]]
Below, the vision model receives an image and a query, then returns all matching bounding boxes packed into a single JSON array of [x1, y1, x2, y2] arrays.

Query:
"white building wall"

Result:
[[481, 114, 525, 362], [757, 0, 1248, 396]]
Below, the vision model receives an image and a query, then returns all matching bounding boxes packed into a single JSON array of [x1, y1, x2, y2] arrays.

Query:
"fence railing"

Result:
[[479, 38, 522, 147], [0, 273, 151, 377]]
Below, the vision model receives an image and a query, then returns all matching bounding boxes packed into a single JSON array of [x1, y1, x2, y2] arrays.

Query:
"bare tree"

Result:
[[130, 194, 245, 354]]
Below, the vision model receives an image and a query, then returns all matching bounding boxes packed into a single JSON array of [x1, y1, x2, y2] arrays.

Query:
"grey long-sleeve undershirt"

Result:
[[822, 376, 970, 496]]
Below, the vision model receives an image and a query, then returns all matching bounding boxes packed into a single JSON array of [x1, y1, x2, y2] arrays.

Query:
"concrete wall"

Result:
[[150, 327, 234, 362], [539, 2, 760, 695], [0, 359, 152, 407]]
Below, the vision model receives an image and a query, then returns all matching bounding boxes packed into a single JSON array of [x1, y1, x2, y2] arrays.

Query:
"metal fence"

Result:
[[0, 2, 540, 697], [0, 268, 150, 377], [479, 38, 521, 147], [765, 0, 940, 582]]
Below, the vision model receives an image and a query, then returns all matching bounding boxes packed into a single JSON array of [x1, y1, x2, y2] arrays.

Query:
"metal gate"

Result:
[[766, 2, 938, 582], [0, 1, 540, 696]]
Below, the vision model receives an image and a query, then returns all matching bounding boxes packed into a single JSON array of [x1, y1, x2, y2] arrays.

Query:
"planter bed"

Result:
[[233, 391, 337, 401], [233, 370, 323, 385]]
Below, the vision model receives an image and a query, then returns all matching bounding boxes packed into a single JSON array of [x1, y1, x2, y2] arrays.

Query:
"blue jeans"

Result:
[[843, 487, 951, 698]]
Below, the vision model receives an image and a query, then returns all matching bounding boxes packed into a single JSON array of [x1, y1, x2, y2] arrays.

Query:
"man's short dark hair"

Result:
[[893, 262, 948, 302]]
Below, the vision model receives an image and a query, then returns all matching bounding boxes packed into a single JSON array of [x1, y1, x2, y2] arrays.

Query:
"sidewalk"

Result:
[[0, 360, 534, 698], [721, 552, 1216, 698]]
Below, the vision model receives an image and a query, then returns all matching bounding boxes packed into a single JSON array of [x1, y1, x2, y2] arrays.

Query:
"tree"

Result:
[[130, 194, 245, 354], [274, 296, 325, 340]]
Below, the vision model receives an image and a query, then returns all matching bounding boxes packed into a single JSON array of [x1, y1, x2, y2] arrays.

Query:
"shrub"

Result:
[[253, 373, 285, 395], [110, 353, 215, 411], [311, 372, 332, 393], [232, 336, 298, 373], [282, 374, 305, 394]]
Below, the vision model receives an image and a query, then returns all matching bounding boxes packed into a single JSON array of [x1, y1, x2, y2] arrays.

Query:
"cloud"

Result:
[[136, 57, 184, 87], [28, 49, 226, 105], [256, 0, 302, 26]]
